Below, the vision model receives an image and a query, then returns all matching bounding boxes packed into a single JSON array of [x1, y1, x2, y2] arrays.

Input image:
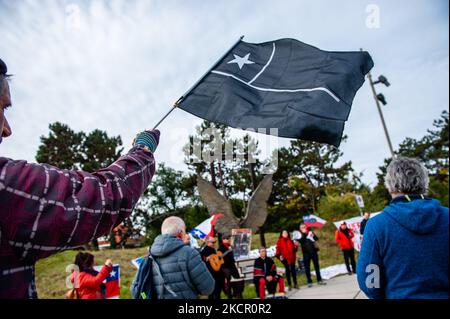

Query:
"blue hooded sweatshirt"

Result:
[[357, 195, 449, 299]]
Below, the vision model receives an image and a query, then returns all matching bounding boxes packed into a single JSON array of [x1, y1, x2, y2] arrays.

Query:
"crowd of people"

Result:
[[128, 218, 331, 300], [0, 56, 448, 299]]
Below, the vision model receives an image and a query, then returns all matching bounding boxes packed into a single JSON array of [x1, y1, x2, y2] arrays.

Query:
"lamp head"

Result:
[[377, 93, 387, 105], [378, 75, 390, 87]]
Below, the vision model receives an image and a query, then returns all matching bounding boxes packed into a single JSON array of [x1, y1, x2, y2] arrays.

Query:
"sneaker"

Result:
[[318, 281, 327, 285], [294, 284, 299, 289], [307, 283, 313, 288], [348, 271, 353, 275]]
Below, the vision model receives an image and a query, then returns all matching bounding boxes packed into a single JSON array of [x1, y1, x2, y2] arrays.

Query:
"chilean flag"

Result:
[[94, 264, 120, 299], [303, 214, 327, 229], [190, 214, 224, 239]]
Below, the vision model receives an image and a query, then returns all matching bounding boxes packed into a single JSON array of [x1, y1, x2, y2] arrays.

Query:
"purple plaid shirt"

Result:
[[0, 146, 156, 299]]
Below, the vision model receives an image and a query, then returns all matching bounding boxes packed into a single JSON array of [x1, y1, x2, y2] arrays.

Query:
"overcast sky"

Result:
[[0, 0, 448, 187]]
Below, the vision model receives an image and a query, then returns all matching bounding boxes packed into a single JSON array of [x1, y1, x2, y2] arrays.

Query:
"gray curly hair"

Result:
[[384, 156, 429, 195]]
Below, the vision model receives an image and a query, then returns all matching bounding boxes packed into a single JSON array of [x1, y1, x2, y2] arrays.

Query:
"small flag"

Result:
[[131, 256, 146, 269], [303, 214, 327, 229], [190, 214, 224, 239], [94, 264, 120, 299], [178, 38, 373, 147]]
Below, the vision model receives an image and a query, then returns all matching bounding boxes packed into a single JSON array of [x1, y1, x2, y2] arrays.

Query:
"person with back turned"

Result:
[[357, 157, 449, 299]]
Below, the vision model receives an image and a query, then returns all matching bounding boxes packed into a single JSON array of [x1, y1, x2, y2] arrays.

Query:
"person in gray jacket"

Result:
[[133, 216, 215, 299]]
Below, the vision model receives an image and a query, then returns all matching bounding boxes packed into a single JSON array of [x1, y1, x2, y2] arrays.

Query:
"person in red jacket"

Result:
[[71, 252, 113, 299], [335, 222, 357, 275], [275, 230, 298, 289]]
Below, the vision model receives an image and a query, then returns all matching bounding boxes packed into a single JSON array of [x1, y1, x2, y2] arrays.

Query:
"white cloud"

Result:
[[0, 0, 448, 186]]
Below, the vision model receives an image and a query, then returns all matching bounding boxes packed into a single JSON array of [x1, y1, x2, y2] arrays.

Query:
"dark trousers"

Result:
[[222, 268, 237, 299], [281, 259, 297, 286], [303, 252, 322, 283], [229, 280, 245, 299], [342, 249, 356, 273], [208, 274, 223, 300]]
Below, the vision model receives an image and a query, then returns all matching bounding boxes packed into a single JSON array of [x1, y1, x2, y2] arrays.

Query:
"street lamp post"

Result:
[[367, 71, 395, 157]]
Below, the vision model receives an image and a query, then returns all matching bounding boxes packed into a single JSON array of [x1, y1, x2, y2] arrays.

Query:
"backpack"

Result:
[[131, 254, 157, 299], [131, 254, 178, 299]]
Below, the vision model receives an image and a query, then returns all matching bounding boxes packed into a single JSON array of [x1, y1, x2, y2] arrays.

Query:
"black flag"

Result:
[[178, 38, 374, 147]]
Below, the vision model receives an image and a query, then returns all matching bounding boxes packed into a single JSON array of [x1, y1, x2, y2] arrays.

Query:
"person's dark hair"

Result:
[[0, 75, 7, 93], [74, 252, 95, 272], [0, 58, 11, 94], [279, 230, 291, 239], [0, 58, 7, 75]]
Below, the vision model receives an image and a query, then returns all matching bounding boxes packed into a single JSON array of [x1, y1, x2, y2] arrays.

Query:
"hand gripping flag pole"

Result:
[[152, 35, 245, 129]]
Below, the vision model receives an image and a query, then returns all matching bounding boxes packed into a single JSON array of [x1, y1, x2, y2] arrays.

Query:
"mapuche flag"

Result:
[[177, 38, 373, 147]]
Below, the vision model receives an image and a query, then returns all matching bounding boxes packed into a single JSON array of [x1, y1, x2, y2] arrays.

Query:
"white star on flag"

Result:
[[227, 53, 255, 69], [110, 270, 116, 278], [192, 229, 204, 238]]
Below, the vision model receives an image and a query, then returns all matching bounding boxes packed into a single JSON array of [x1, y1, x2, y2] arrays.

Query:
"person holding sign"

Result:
[[298, 223, 326, 288]]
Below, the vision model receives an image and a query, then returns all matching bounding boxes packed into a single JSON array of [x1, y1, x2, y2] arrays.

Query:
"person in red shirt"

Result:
[[335, 222, 357, 275], [71, 252, 112, 299], [275, 230, 298, 289]]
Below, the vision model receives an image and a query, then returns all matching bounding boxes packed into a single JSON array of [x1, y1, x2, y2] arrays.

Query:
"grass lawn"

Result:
[[35, 223, 355, 299]]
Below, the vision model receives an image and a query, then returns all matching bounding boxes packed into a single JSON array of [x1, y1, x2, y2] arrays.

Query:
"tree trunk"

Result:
[[248, 162, 266, 247], [311, 187, 317, 214], [210, 162, 217, 187], [218, 161, 227, 198], [109, 230, 117, 249], [259, 226, 267, 248], [90, 239, 99, 251]]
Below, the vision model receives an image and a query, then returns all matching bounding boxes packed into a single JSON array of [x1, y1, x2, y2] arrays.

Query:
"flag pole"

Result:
[[360, 48, 395, 157], [152, 35, 245, 129]]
